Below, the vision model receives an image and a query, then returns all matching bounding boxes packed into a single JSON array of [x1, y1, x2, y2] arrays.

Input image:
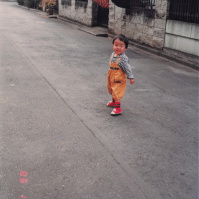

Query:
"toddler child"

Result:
[[107, 34, 134, 115]]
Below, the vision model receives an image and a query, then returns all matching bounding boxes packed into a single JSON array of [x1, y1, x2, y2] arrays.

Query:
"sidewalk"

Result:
[[58, 15, 111, 38], [28, 7, 198, 70]]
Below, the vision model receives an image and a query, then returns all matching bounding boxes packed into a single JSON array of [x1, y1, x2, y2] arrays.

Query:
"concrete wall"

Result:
[[108, 0, 168, 49], [165, 20, 199, 57], [59, 0, 168, 49], [58, 0, 199, 59], [59, 0, 94, 26]]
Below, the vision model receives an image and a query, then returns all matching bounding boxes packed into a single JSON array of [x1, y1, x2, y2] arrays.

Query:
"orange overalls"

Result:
[[107, 57, 127, 101]]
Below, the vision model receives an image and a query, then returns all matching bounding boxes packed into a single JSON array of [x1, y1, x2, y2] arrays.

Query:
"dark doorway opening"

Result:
[[97, 6, 109, 27]]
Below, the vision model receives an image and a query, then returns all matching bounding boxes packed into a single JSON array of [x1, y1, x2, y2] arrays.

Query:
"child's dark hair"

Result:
[[113, 34, 129, 48]]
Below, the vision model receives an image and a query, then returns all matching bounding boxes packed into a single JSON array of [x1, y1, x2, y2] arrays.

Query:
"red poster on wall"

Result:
[[93, 0, 109, 8]]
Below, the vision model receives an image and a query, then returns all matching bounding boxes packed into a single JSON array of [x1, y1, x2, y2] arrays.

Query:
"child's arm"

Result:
[[130, 78, 134, 85], [118, 55, 134, 81]]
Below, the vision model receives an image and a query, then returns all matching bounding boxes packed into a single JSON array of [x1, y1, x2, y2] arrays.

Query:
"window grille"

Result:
[[61, 0, 71, 6], [130, 0, 155, 9], [126, 0, 155, 16], [76, 0, 88, 2], [75, 0, 88, 9], [168, 0, 199, 24]]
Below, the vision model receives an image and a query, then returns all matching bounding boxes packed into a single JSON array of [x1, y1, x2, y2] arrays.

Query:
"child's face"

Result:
[[113, 39, 126, 56]]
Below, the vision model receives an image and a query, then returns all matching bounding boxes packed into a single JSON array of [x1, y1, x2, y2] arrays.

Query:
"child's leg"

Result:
[[110, 81, 124, 115], [111, 80, 126, 102], [107, 98, 115, 107], [107, 71, 115, 107], [111, 100, 122, 115], [107, 71, 112, 95]]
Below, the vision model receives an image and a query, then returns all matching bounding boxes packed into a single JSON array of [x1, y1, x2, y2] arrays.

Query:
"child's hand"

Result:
[[130, 78, 134, 85]]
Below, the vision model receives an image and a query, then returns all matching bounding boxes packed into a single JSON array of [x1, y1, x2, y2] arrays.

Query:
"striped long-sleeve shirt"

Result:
[[110, 52, 134, 79]]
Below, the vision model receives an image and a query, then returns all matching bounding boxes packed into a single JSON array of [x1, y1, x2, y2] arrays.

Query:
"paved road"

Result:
[[0, 2, 198, 199]]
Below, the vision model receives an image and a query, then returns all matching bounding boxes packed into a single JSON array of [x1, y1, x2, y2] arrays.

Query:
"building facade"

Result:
[[59, 0, 199, 67]]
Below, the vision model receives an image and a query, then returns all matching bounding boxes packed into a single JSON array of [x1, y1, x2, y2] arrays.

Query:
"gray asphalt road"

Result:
[[0, 2, 198, 199]]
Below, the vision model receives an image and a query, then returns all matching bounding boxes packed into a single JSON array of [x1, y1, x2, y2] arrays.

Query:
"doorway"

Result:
[[97, 6, 109, 27]]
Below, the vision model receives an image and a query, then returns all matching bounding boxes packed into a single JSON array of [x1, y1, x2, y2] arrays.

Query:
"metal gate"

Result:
[[97, 6, 109, 27], [169, 0, 199, 24]]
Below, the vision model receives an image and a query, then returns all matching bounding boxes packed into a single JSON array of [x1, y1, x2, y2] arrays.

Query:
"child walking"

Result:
[[107, 34, 134, 116]]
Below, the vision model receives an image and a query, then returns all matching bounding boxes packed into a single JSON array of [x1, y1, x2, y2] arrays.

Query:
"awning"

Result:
[[93, 0, 109, 8], [111, 0, 155, 9], [111, 0, 131, 8]]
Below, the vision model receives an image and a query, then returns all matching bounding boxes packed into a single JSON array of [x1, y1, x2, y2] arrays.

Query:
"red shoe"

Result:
[[111, 107, 122, 116], [107, 101, 115, 107]]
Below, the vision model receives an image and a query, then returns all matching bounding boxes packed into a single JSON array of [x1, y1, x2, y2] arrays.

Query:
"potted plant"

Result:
[[47, 1, 56, 15], [40, 0, 56, 15]]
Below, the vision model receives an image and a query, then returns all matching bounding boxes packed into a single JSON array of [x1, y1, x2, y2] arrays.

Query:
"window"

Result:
[[126, 0, 156, 16], [75, 0, 88, 9], [61, 0, 71, 6], [168, 0, 199, 24], [130, 0, 155, 9]]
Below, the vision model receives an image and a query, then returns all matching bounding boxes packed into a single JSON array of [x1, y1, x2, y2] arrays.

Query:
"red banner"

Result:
[[93, 0, 109, 8]]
